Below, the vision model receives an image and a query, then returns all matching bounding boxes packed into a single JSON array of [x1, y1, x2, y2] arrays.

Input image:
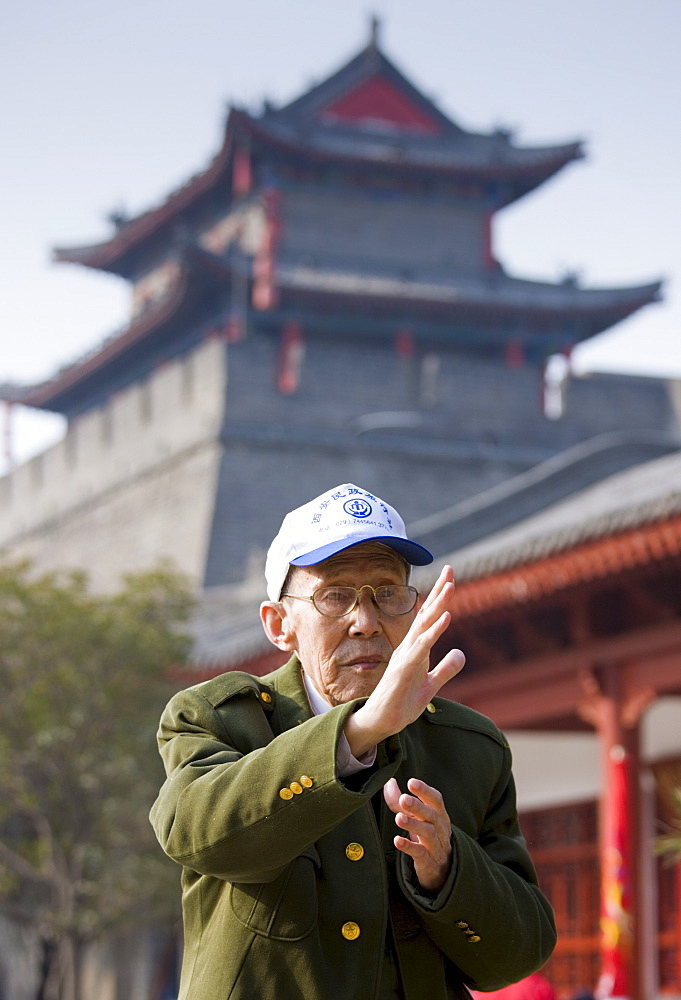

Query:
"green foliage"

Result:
[[656, 786, 681, 864], [0, 560, 194, 944]]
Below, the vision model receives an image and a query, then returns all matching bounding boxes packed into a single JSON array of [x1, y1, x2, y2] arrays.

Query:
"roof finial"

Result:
[[369, 14, 381, 47]]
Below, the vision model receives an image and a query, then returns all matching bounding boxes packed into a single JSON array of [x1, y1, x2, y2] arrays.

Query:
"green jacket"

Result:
[[150, 657, 556, 1000]]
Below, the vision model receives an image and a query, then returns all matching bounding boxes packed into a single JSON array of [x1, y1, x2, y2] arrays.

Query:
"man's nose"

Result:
[[348, 589, 382, 634]]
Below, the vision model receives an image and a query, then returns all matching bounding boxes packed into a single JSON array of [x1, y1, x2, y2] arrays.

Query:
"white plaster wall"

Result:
[[507, 696, 681, 812], [642, 696, 681, 761], [508, 731, 601, 811]]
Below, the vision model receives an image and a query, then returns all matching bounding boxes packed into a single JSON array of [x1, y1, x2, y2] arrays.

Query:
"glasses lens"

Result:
[[375, 585, 418, 615], [313, 587, 357, 617], [313, 585, 418, 617]]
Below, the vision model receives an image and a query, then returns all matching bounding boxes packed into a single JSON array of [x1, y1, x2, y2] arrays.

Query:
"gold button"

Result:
[[426, 702, 436, 713], [467, 935, 481, 943], [260, 691, 272, 703], [341, 921, 360, 940], [290, 781, 303, 795], [279, 787, 293, 800], [455, 920, 469, 929], [345, 842, 364, 861], [300, 775, 313, 787]]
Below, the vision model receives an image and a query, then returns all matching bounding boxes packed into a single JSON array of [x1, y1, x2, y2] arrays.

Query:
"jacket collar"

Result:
[[262, 655, 409, 763], [265, 655, 314, 733]]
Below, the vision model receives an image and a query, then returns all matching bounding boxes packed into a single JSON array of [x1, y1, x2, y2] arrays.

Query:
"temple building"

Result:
[[1, 23, 680, 1000], [0, 26, 674, 592]]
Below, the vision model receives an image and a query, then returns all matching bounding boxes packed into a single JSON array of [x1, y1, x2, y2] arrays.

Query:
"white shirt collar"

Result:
[[302, 671, 332, 715]]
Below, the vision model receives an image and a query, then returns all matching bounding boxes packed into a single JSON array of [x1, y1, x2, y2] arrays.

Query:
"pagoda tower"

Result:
[[0, 28, 674, 592]]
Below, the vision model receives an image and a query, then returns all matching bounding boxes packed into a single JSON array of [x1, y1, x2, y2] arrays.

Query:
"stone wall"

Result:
[[2, 322, 678, 593], [223, 325, 679, 449], [280, 183, 485, 277], [200, 328, 680, 586], [0, 337, 227, 591]]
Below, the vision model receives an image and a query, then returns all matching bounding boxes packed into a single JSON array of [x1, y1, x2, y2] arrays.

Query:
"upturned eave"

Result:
[[275, 267, 662, 339], [52, 124, 236, 277], [12, 247, 231, 413]]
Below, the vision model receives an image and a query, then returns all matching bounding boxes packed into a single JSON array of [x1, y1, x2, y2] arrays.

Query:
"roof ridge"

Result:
[[272, 37, 459, 134]]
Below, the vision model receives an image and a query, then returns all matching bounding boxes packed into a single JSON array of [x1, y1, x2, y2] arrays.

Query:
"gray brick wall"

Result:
[[2, 322, 677, 593], [280, 184, 485, 277]]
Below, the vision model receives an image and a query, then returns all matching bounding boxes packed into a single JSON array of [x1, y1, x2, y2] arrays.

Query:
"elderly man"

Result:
[[151, 484, 556, 1000]]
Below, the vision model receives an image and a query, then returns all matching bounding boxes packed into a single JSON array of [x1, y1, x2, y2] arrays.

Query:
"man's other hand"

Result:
[[383, 776, 453, 893]]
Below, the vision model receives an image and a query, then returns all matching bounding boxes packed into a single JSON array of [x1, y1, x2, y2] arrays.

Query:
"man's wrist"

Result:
[[343, 705, 384, 759]]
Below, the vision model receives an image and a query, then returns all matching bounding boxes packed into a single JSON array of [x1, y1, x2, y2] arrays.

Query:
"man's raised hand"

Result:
[[344, 565, 465, 756]]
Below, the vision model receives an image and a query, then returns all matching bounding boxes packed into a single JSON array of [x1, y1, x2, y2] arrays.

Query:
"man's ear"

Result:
[[260, 602, 296, 651]]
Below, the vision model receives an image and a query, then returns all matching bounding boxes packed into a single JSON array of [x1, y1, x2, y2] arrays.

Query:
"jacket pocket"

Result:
[[229, 845, 320, 941]]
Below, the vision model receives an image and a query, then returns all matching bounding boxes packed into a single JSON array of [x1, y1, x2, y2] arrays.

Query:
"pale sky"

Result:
[[1, 0, 680, 473]]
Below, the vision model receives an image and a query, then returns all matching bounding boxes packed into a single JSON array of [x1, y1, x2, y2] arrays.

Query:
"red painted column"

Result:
[[278, 321, 304, 395], [597, 740, 635, 999], [578, 668, 652, 1000], [482, 208, 496, 269]]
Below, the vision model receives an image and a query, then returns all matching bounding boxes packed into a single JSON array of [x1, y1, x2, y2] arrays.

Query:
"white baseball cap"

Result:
[[265, 483, 433, 600]]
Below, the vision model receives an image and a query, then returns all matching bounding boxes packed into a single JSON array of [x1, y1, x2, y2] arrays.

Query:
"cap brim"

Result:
[[290, 536, 433, 568]]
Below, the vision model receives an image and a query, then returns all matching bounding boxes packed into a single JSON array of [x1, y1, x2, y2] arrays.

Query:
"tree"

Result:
[[0, 561, 195, 1000], [656, 787, 681, 862], [656, 764, 681, 863]]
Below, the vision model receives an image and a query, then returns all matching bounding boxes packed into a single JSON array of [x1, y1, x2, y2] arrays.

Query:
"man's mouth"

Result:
[[346, 656, 384, 671]]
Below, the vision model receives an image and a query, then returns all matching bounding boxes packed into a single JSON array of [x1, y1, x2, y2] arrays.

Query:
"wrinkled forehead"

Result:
[[289, 541, 410, 586]]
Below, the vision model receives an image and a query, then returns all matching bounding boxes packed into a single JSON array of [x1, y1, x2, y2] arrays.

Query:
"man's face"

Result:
[[278, 542, 415, 706]]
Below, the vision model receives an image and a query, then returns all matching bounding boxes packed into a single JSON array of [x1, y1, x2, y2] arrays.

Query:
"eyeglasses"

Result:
[[281, 584, 419, 618]]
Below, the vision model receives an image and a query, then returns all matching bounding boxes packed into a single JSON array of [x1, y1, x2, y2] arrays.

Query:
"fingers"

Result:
[[384, 778, 448, 835], [415, 572, 454, 625], [418, 565, 455, 616], [426, 647, 466, 692], [396, 782, 444, 830], [384, 777, 453, 892], [387, 565, 456, 667], [383, 777, 401, 813], [406, 778, 445, 811], [405, 565, 456, 647], [356, 565, 463, 743], [424, 563, 454, 598], [404, 609, 452, 655]]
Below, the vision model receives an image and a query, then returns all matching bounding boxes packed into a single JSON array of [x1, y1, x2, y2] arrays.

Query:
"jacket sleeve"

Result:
[[149, 684, 401, 883], [397, 743, 556, 990]]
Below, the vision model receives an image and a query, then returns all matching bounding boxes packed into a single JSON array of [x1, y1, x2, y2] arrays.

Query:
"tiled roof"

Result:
[[247, 112, 581, 183], [187, 441, 681, 671], [276, 39, 458, 134], [255, 41, 582, 187], [409, 431, 679, 559], [5, 246, 231, 414], [12, 276, 192, 410], [53, 41, 582, 276], [277, 263, 661, 330], [446, 511, 681, 619], [188, 581, 275, 672], [412, 447, 681, 616], [52, 136, 234, 276], [10, 248, 662, 415]]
